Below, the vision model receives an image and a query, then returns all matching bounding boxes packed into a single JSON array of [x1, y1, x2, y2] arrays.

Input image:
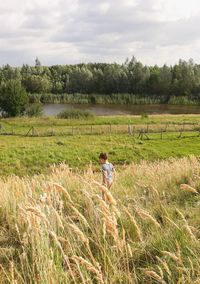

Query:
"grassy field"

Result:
[[1, 115, 200, 283], [2, 114, 200, 128], [1, 156, 200, 283], [1, 132, 200, 176], [0, 115, 200, 175]]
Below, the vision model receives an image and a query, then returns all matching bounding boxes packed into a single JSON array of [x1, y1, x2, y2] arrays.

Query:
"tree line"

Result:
[[1, 56, 200, 116]]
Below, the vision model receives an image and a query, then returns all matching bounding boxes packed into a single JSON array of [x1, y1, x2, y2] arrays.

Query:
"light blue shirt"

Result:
[[102, 163, 114, 182]]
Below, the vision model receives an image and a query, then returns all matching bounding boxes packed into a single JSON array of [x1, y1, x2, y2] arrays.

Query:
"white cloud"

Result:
[[0, 0, 200, 66]]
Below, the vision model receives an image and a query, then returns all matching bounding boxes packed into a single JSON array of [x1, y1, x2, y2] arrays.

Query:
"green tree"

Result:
[[24, 75, 52, 93], [0, 80, 28, 117], [171, 59, 195, 97], [127, 57, 150, 94], [35, 57, 41, 67], [68, 67, 93, 93]]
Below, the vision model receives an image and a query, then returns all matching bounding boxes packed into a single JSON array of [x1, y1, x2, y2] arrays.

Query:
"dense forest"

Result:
[[1, 56, 200, 105]]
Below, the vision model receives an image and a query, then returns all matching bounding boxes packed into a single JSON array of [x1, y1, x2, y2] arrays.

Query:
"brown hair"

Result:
[[99, 152, 108, 160]]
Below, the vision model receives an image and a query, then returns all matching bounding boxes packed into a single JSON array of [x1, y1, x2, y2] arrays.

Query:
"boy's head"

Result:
[[99, 152, 107, 164]]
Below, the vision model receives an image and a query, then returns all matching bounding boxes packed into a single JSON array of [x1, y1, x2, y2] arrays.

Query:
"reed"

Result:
[[0, 156, 200, 282]]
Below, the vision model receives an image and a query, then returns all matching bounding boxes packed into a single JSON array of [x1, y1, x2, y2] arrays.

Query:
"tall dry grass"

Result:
[[0, 157, 200, 283]]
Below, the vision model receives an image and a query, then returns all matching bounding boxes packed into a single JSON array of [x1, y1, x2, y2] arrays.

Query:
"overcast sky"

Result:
[[0, 0, 200, 66]]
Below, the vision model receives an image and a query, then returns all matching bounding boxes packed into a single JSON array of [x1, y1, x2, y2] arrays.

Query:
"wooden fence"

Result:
[[0, 122, 200, 140]]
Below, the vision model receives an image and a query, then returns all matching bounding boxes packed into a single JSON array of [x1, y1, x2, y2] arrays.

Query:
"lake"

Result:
[[43, 103, 200, 116]]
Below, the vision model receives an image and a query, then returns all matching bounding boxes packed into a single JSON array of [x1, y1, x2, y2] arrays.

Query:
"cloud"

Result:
[[0, 0, 200, 66]]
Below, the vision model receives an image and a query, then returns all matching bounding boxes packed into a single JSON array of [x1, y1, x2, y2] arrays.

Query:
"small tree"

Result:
[[0, 80, 28, 117], [35, 57, 41, 67]]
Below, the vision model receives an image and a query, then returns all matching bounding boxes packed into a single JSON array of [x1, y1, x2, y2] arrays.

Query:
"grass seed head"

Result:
[[180, 184, 198, 194]]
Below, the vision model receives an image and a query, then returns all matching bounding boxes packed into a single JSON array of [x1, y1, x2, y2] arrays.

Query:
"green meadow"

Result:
[[0, 115, 200, 176]]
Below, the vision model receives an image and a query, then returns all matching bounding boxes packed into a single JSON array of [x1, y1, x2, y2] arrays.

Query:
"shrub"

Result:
[[0, 80, 28, 117], [26, 103, 43, 117], [57, 109, 94, 119]]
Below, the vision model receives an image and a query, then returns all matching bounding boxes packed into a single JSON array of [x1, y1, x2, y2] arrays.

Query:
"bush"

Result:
[[57, 109, 94, 119], [26, 103, 43, 117], [0, 80, 28, 117]]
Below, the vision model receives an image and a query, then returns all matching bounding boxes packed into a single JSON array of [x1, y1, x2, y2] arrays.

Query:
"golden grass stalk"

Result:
[[102, 216, 118, 241], [165, 216, 180, 230], [25, 206, 50, 227], [10, 261, 17, 284], [51, 207, 64, 230], [157, 266, 164, 280], [68, 223, 89, 246], [183, 224, 197, 242], [144, 270, 165, 283], [95, 195, 110, 216], [49, 230, 76, 282], [176, 208, 187, 223], [136, 208, 161, 228], [93, 181, 117, 206], [180, 184, 198, 194], [68, 204, 90, 228], [161, 251, 180, 263], [72, 256, 104, 284], [188, 257, 195, 277], [94, 193, 119, 243], [127, 243, 133, 258], [176, 209, 197, 242], [52, 183, 73, 203], [124, 208, 143, 242], [193, 174, 200, 181], [175, 240, 183, 265], [152, 186, 160, 196], [156, 256, 172, 276]]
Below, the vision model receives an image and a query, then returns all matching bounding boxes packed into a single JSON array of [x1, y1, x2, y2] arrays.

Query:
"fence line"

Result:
[[0, 123, 200, 139]]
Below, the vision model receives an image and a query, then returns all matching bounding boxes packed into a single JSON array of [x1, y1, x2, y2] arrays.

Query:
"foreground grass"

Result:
[[1, 157, 200, 283], [1, 132, 200, 176]]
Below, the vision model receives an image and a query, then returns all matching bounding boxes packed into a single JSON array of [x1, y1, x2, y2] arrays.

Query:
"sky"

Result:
[[0, 0, 200, 66]]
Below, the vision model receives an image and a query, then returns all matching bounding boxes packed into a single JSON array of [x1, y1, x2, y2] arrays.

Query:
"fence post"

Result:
[[160, 128, 163, 140], [146, 124, 149, 133], [178, 129, 183, 138], [132, 126, 135, 137], [128, 125, 132, 135], [91, 125, 93, 135], [110, 124, 112, 135], [138, 129, 142, 140], [138, 129, 144, 140], [72, 126, 74, 135]]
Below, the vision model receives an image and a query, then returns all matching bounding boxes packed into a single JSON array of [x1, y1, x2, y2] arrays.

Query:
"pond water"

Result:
[[42, 103, 200, 116]]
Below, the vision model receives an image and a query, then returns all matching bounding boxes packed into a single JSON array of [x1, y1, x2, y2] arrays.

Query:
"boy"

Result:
[[99, 152, 115, 189]]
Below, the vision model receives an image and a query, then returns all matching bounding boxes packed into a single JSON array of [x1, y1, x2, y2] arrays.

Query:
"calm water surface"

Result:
[[43, 104, 200, 116]]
